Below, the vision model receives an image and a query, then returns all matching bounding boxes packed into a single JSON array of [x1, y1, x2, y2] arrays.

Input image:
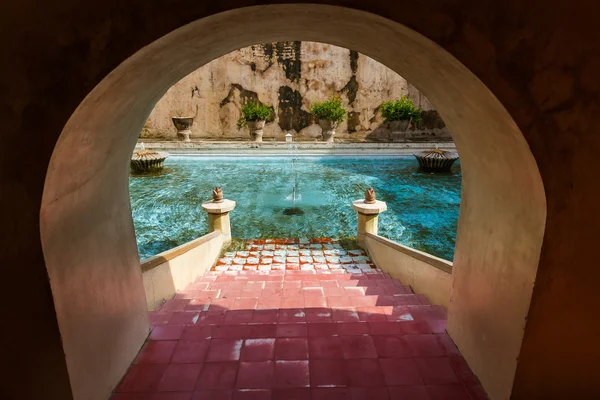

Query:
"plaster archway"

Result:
[[39, 5, 545, 400]]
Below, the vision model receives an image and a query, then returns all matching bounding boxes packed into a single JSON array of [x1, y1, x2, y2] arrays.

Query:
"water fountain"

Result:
[[130, 143, 170, 174], [283, 137, 304, 216], [413, 145, 459, 172]]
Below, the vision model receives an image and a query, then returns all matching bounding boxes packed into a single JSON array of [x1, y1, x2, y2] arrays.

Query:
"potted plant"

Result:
[[310, 97, 347, 143], [380, 96, 423, 132], [171, 106, 198, 142], [237, 101, 272, 142]]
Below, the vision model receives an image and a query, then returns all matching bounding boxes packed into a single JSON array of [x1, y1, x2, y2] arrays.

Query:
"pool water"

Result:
[[129, 155, 462, 261]]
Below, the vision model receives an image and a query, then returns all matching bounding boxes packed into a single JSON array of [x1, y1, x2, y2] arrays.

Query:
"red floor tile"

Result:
[[311, 388, 352, 400], [225, 310, 254, 324], [372, 336, 411, 358], [310, 359, 348, 387], [117, 364, 168, 393], [246, 323, 278, 338], [272, 388, 311, 400], [135, 341, 177, 364], [195, 362, 238, 390], [275, 338, 308, 360], [273, 360, 310, 388], [448, 355, 479, 383], [213, 325, 247, 339], [236, 361, 274, 389], [308, 336, 344, 359], [304, 297, 328, 308], [349, 387, 390, 400], [181, 326, 213, 341], [332, 308, 360, 322], [232, 389, 271, 400], [157, 363, 202, 392], [276, 323, 307, 337], [327, 296, 354, 307], [252, 309, 279, 323], [171, 340, 210, 363], [241, 339, 276, 361], [345, 359, 385, 386], [388, 386, 431, 400], [233, 297, 259, 310], [307, 322, 338, 337], [405, 334, 446, 357], [414, 358, 460, 385], [206, 339, 243, 362], [339, 336, 377, 359], [279, 308, 306, 323], [336, 322, 369, 335], [149, 312, 174, 326], [427, 384, 472, 400], [379, 358, 423, 386], [192, 390, 233, 400], [150, 326, 184, 341], [304, 308, 332, 322]]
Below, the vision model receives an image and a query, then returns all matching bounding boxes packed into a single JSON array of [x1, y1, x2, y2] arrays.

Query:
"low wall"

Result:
[[365, 233, 452, 307], [141, 231, 224, 311]]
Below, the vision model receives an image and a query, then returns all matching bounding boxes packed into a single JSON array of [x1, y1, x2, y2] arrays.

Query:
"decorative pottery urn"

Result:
[[364, 187, 376, 204], [212, 187, 224, 203], [247, 120, 266, 142], [318, 119, 338, 143], [413, 149, 459, 172], [171, 116, 194, 142]]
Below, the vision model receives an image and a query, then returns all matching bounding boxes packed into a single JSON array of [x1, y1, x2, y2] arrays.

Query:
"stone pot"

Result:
[[388, 120, 410, 132], [318, 119, 338, 143], [171, 116, 194, 142], [247, 120, 266, 142]]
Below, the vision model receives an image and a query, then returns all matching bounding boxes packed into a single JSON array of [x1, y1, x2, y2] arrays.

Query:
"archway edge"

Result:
[[40, 5, 546, 400]]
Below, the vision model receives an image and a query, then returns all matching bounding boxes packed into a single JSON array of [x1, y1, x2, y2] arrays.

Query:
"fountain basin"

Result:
[[131, 150, 170, 174], [413, 149, 459, 172]]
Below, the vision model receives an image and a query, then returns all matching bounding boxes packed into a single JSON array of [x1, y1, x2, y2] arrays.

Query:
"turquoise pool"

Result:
[[129, 155, 461, 261]]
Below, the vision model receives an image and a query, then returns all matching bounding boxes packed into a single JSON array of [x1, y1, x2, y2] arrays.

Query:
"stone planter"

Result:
[[131, 150, 170, 174], [318, 119, 338, 143], [388, 120, 410, 132], [171, 116, 194, 142], [413, 149, 459, 172], [247, 120, 265, 142]]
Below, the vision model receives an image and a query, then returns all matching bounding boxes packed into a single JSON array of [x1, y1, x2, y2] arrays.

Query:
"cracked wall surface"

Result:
[[142, 41, 452, 141]]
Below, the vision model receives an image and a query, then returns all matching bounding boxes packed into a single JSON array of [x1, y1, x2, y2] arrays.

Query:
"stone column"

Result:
[[201, 199, 236, 245], [352, 199, 387, 249]]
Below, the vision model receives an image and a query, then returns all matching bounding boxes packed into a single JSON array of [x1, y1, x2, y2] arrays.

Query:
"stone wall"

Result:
[[142, 41, 452, 142]]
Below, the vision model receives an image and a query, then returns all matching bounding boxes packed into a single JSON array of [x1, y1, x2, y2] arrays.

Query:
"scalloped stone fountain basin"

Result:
[[130, 149, 170, 174], [413, 149, 459, 172]]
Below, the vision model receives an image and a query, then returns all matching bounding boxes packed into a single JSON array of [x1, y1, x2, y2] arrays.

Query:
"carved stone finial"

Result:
[[212, 187, 224, 203], [364, 187, 376, 204]]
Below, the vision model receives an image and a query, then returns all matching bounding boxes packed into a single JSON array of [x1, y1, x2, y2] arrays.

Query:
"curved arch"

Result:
[[40, 5, 545, 399]]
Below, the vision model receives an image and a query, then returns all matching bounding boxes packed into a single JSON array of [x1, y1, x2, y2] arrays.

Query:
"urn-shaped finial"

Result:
[[212, 187, 224, 203], [364, 187, 376, 204]]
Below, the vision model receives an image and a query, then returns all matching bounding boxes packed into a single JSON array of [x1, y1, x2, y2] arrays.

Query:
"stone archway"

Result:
[[38, 4, 546, 400]]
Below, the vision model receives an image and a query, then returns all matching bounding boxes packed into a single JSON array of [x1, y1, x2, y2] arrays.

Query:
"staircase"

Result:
[[114, 239, 487, 399]]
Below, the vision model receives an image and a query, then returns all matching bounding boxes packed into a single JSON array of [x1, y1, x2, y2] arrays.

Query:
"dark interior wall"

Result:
[[0, 1, 599, 399]]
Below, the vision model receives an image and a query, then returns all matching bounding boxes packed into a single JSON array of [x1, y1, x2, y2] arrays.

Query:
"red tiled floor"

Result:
[[114, 239, 486, 400], [275, 338, 308, 360], [273, 360, 309, 388], [195, 362, 238, 390], [156, 363, 202, 392], [236, 361, 274, 389], [241, 338, 276, 361]]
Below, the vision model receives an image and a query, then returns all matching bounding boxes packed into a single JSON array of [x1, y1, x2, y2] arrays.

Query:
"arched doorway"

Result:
[[39, 5, 545, 399]]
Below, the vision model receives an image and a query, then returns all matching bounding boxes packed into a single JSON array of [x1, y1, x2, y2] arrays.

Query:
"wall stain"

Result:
[[219, 84, 259, 107], [347, 111, 361, 132], [278, 86, 311, 131], [342, 50, 360, 105], [276, 41, 302, 83]]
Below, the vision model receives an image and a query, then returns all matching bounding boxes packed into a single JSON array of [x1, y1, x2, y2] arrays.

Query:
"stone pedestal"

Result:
[[201, 199, 236, 244], [352, 199, 387, 249]]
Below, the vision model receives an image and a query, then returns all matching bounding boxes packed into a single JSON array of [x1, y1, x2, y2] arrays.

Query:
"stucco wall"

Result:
[[142, 231, 223, 311], [141, 41, 452, 142], [365, 233, 453, 307]]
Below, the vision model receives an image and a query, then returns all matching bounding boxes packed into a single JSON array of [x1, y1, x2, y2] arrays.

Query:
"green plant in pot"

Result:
[[380, 96, 423, 132], [310, 97, 347, 143], [237, 101, 272, 142]]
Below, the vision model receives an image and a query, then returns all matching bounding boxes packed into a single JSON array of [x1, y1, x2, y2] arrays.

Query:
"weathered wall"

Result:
[[1, 1, 599, 400], [365, 233, 453, 308], [142, 41, 452, 142], [142, 231, 223, 311]]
